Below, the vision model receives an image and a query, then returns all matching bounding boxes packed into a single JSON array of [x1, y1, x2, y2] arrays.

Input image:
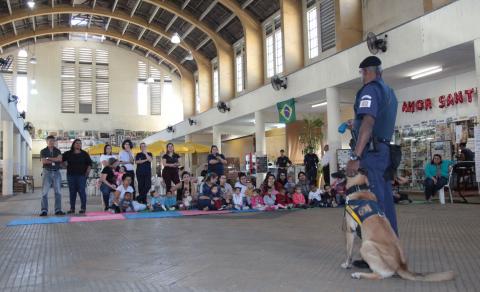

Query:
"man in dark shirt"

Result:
[[135, 143, 153, 204], [304, 148, 319, 186], [276, 149, 292, 177], [207, 145, 227, 176], [39, 136, 65, 216], [200, 164, 208, 178], [62, 139, 92, 214], [459, 143, 475, 161]]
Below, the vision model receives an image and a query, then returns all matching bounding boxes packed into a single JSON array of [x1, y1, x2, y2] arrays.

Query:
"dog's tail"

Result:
[[397, 267, 454, 282]]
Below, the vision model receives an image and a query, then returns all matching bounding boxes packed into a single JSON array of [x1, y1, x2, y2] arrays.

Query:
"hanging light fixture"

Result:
[[30, 88, 38, 95], [30, 79, 36, 85], [18, 48, 28, 57], [146, 77, 155, 84], [185, 51, 193, 61], [29, 56, 37, 64], [171, 33, 181, 44], [27, 1, 35, 8]]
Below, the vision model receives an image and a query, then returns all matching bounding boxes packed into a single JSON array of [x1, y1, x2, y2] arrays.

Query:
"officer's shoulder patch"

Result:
[[359, 100, 371, 108], [361, 95, 372, 100]]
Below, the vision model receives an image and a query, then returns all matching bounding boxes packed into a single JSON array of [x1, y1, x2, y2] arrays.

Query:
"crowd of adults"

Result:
[[39, 135, 345, 216]]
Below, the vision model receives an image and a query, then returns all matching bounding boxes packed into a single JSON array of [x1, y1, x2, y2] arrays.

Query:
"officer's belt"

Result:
[[346, 184, 369, 196], [345, 199, 384, 226]]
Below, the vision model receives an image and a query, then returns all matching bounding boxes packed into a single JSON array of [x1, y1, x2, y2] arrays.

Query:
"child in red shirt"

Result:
[[292, 186, 307, 209], [276, 188, 293, 208]]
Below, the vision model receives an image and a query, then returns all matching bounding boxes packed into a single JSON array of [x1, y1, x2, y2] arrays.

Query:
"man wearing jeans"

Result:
[[39, 135, 65, 216]]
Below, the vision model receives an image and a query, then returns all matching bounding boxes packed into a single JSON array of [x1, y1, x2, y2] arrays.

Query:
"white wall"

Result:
[[362, 0, 425, 36], [395, 71, 478, 126], [2, 40, 184, 132]]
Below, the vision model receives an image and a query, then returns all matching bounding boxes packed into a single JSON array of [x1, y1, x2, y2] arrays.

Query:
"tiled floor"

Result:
[[0, 189, 479, 291]]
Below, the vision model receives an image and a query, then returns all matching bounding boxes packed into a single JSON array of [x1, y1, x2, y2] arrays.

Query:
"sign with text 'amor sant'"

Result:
[[401, 88, 477, 113]]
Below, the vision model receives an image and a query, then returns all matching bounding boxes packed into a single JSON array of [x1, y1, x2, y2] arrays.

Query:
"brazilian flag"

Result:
[[277, 98, 296, 124]]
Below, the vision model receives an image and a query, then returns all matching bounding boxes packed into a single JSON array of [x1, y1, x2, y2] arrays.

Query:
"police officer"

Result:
[[276, 149, 292, 177], [346, 56, 398, 236]]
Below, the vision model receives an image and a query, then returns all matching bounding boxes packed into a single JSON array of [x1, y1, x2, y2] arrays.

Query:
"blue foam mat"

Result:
[[124, 211, 182, 219], [7, 217, 70, 226]]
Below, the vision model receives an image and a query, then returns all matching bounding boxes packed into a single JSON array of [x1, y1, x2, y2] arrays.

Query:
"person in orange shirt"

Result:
[[292, 186, 307, 209]]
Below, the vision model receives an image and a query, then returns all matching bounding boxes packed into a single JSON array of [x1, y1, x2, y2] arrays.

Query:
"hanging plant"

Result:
[[299, 115, 324, 154]]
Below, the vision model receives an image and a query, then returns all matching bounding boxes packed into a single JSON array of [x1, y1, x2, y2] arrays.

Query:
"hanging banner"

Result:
[[277, 98, 296, 124]]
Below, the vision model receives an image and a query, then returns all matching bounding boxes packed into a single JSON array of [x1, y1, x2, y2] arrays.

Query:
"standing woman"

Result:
[[207, 145, 227, 176], [135, 142, 153, 204], [100, 144, 116, 169], [99, 157, 119, 211], [162, 143, 181, 192], [62, 139, 93, 214], [119, 139, 135, 196]]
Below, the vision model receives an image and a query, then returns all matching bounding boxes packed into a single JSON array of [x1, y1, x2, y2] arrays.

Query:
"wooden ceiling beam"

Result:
[[0, 26, 192, 78]]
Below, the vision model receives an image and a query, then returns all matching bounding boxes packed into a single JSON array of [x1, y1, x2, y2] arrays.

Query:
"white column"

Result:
[[255, 111, 266, 187], [2, 121, 14, 195], [475, 39, 480, 116], [184, 134, 192, 172], [20, 140, 26, 176], [13, 133, 21, 175], [326, 87, 342, 178], [27, 147, 32, 176], [212, 126, 222, 153]]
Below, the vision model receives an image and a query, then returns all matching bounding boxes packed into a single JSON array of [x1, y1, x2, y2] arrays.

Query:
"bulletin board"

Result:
[[336, 149, 351, 171]]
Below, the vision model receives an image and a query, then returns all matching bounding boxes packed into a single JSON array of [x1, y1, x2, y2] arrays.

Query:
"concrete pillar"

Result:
[[2, 121, 14, 195], [217, 48, 235, 102], [280, 0, 304, 75], [212, 126, 222, 153], [335, 0, 363, 51], [255, 111, 266, 187], [13, 133, 21, 175], [184, 134, 192, 173], [475, 39, 480, 117], [326, 87, 342, 178], [180, 73, 195, 119], [198, 60, 213, 113], [20, 140, 26, 176], [27, 147, 32, 176]]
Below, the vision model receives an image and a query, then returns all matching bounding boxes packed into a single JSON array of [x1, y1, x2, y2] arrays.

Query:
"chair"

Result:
[[438, 167, 453, 204]]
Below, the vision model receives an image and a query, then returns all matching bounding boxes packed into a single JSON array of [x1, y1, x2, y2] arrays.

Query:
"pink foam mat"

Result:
[[85, 211, 112, 216], [179, 210, 232, 216], [70, 214, 125, 222]]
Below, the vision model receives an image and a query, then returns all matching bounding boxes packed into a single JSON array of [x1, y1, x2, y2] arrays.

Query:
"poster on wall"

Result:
[[430, 140, 452, 161], [474, 127, 480, 182], [256, 156, 268, 173]]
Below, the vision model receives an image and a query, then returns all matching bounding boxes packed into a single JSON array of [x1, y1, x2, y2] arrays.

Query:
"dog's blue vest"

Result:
[[345, 199, 384, 225]]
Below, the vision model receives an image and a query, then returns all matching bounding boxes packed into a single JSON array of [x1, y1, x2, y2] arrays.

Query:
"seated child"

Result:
[[115, 165, 126, 186], [322, 185, 335, 207], [164, 191, 177, 211], [284, 175, 296, 195], [150, 190, 167, 212], [119, 192, 135, 213], [275, 188, 293, 209], [178, 189, 194, 210], [250, 188, 266, 211], [292, 186, 307, 209], [331, 177, 346, 206], [232, 187, 248, 210], [263, 190, 279, 211], [308, 185, 323, 207], [244, 180, 255, 206], [211, 185, 224, 210]]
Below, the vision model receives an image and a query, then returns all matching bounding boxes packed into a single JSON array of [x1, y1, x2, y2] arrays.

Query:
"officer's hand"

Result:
[[346, 119, 354, 130], [346, 159, 360, 177]]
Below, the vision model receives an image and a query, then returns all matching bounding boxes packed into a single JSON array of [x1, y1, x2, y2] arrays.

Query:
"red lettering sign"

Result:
[[402, 87, 477, 113]]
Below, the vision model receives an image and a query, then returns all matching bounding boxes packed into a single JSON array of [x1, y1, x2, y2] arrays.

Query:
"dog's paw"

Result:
[[351, 272, 362, 280], [341, 262, 352, 269]]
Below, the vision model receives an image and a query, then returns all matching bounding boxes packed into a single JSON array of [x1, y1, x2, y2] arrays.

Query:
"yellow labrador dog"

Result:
[[341, 172, 454, 281]]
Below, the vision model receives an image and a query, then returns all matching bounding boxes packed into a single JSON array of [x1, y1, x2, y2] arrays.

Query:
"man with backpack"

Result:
[[346, 56, 399, 237]]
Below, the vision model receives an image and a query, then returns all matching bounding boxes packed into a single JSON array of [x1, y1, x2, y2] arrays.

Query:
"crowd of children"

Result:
[[103, 167, 348, 214]]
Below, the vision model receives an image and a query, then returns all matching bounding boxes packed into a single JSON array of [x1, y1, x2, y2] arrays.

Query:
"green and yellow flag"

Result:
[[277, 98, 296, 124]]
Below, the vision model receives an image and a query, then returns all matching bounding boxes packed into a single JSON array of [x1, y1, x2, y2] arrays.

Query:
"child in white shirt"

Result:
[[232, 187, 248, 210], [308, 185, 323, 208]]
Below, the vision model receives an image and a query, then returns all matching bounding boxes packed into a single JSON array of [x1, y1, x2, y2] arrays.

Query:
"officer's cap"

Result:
[[359, 56, 382, 68]]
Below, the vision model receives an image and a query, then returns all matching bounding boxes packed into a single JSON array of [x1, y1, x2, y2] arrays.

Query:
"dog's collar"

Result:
[[346, 184, 370, 196]]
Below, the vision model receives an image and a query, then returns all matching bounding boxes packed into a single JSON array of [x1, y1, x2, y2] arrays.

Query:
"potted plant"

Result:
[[298, 115, 324, 154]]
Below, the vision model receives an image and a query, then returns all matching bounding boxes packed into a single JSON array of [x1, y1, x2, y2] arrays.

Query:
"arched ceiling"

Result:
[[0, 0, 280, 75]]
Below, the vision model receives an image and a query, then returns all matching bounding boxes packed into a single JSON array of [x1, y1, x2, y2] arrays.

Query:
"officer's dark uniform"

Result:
[[276, 155, 292, 177], [353, 56, 398, 234]]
